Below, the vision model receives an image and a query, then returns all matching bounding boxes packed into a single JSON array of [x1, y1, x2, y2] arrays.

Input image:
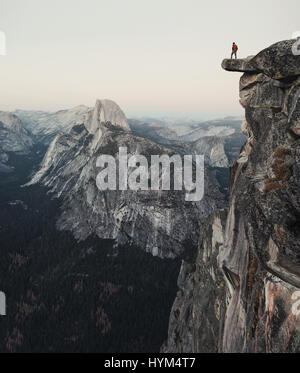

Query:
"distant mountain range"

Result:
[[14, 105, 90, 144], [25, 99, 225, 258], [128, 116, 245, 168], [129, 116, 243, 142], [0, 105, 246, 174]]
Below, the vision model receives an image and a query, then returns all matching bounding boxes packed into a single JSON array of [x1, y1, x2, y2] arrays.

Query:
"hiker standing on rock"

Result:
[[231, 42, 238, 59]]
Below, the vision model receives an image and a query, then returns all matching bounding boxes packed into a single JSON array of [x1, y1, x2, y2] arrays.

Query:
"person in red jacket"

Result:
[[231, 42, 238, 59]]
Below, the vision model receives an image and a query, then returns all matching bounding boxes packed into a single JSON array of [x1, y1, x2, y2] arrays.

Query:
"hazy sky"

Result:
[[0, 0, 299, 119]]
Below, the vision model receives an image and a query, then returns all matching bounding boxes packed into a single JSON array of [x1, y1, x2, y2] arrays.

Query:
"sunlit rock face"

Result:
[[85, 99, 130, 134], [163, 40, 300, 352], [28, 99, 225, 258]]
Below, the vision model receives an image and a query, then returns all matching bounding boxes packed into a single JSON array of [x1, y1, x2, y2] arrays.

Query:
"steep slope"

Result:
[[0, 112, 33, 172], [161, 210, 227, 352], [15, 105, 90, 144], [163, 39, 300, 352], [28, 99, 225, 258], [86, 99, 130, 134]]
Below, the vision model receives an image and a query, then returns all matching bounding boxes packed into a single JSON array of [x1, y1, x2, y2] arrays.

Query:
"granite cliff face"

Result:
[[163, 39, 300, 352], [161, 209, 227, 352], [28, 99, 225, 258]]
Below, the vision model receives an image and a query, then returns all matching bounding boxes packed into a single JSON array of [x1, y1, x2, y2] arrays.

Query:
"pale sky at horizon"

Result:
[[0, 0, 299, 120]]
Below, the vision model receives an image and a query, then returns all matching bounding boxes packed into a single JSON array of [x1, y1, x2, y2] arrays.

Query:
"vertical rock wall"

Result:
[[163, 39, 300, 353]]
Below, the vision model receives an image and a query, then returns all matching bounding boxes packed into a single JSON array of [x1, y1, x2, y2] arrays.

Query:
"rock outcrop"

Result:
[[85, 99, 130, 134], [28, 99, 225, 258], [222, 39, 300, 79], [163, 39, 300, 352]]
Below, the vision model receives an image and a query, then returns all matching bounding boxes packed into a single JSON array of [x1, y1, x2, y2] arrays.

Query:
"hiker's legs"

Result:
[[231, 51, 234, 59], [235, 51, 237, 59]]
